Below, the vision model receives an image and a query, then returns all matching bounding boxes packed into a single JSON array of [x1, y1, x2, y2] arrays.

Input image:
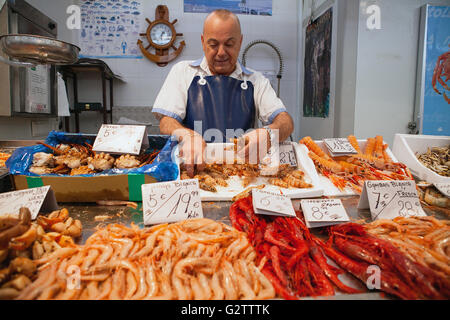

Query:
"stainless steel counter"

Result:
[[63, 195, 417, 300]]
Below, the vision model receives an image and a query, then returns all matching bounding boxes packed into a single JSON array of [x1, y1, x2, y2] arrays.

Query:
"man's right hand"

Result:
[[175, 129, 206, 178]]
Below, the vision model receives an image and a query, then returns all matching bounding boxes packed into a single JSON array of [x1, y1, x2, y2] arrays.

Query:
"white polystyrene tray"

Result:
[[392, 133, 449, 185], [175, 142, 324, 201], [304, 139, 398, 197]]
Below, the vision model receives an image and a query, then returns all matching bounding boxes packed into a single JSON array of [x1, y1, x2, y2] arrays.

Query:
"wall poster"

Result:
[[79, 0, 143, 59], [184, 0, 272, 16], [303, 8, 332, 118], [415, 5, 450, 135]]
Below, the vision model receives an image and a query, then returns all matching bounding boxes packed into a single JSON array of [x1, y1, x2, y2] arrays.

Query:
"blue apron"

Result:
[[183, 69, 256, 143]]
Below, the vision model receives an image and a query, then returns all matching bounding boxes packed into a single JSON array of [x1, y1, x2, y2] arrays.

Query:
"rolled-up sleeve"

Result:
[[152, 62, 189, 123], [254, 75, 287, 125]]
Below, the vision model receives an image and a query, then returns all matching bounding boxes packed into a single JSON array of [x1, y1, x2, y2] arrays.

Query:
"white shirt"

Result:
[[152, 57, 287, 126]]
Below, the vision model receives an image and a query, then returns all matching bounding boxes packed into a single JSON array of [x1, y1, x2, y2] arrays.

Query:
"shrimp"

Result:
[[300, 136, 331, 160], [347, 135, 362, 154]]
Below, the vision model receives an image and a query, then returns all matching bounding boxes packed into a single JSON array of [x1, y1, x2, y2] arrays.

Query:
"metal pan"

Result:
[[0, 34, 80, 65]]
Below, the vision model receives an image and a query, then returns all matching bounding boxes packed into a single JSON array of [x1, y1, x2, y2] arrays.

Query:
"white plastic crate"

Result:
[[392, 134, 449, 184]]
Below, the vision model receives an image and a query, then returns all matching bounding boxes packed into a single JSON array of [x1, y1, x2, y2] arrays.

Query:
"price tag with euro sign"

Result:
[[142, 179, 203, 225], [323, 138, 358, 157], [301, 199, 350, 228], [93, 124, 149, 155], [252, 189, 296, 217], [358, 180, 426, 221], [0, 186, 58, 220]]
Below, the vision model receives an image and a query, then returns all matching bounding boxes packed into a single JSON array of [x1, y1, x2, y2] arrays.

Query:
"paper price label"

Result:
[[0, 186, 58, 220], [301, 199, 350, 228], [358, 180, 426, 220], [93, 124, 149, 155], [142, 179, 203, 225], [434, 183, 450, 198], [323, 138, 357, 156], [252, 189, 296, 217], [279, 142, 298, 167]]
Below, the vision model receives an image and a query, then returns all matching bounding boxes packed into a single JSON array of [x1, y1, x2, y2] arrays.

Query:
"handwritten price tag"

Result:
[[0, 186, 58, 220], [301, 199, 350, 228], [434, 183, 450, 198], [93, 124, 149, 155], [358, 180, 426, 220], [142, 179, 203, 225], [252, 189, 296, 217], [279, 142, 298, 167], [323, 138, 357, 157]]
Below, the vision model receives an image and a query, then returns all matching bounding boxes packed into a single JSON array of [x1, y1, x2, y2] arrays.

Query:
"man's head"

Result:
[[201, 9, 243, 76]]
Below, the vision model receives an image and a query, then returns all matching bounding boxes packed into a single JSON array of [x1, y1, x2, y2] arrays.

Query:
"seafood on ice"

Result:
[[16, 219, 275, 300], [181, 163, 313, 193], [416, 145, 450, 177], [300, 135, 413, 193]]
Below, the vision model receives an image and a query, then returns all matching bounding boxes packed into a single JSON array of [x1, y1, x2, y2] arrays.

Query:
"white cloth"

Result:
[[57, 73, 71, 117], [152, 57, 287, 126]]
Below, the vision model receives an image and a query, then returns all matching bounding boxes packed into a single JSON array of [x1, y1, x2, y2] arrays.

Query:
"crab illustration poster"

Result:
[[184, 0, 272, 16], [79, 0, 143, 59], [417, 5, 450, 135]]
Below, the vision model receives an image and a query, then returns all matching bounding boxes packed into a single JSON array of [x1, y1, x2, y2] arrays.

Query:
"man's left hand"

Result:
[[237, 128, 272, 164]]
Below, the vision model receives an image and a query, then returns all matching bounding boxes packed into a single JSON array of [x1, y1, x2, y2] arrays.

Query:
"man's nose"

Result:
[[217, 44, 227, 57]]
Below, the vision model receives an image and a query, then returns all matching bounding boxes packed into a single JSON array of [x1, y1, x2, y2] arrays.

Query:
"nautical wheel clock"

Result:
[[138, 5, 185, 67]]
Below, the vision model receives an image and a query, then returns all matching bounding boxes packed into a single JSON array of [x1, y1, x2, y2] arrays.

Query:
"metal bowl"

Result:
[[0, 34, 80, 65]]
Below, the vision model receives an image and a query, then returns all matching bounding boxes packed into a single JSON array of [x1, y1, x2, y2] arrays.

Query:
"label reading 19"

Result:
[[142, 179, 203, 225], [279, 142, 297, 167]]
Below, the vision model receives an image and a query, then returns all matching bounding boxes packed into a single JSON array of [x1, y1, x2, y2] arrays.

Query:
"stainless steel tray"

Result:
[[0, 34, 80, 65]]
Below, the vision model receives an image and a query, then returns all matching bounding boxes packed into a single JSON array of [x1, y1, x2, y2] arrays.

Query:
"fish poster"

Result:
[[418, 5, 450, 135], [184, 0, 272, 16], [303, 8, 332, 118], [79, 0, 143, 59]]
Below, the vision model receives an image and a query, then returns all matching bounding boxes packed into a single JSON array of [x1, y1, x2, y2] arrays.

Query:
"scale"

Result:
[[0, 34, 80, 67]]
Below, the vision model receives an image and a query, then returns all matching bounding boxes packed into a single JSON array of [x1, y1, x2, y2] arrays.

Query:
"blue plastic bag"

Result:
[[6, 131, 179, 182]]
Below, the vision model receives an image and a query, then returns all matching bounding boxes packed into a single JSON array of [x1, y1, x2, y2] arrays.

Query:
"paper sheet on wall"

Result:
[[79, 0, 144, 59], [26, 65, 51, 114], [57, 73, 71, 117]]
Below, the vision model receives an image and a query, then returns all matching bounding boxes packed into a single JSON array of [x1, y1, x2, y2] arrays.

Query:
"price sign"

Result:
[[142, 179, 203, 225], [93, 124, 149, 155], [323, 138, 358, 157], [252, 189, 296, 217], [301, 199, 350, 228], [434, 183, 450, 198], [279, 142, 298, 167], [358, 180, 426, 220], [0, 186, 58, 220]]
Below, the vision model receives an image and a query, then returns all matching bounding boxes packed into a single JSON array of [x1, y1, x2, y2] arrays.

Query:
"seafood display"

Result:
[[417, 183, 450, 211], [181, 163, 313, 193], [29, 142, 160, 176], [0, 208, 82, 299], [0, 153, 10, 168], [230, 196, 361, 299], [301, 135, 413, 193], [17, 219, 275, 300], [321, 223, 450, 299], [416, 145, 450, 177], [364, 216, 450, 278]]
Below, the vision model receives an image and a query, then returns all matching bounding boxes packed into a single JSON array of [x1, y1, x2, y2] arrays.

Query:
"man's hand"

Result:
[[237, 128, 272, 164], [176, 129, 206, 178]]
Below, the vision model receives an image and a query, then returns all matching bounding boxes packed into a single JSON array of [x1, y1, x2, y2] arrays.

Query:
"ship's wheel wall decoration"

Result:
[[138, 5, 185, 67]]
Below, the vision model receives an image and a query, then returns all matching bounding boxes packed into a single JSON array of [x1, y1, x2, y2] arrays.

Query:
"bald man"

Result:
[[153, 9, 294, 177]]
